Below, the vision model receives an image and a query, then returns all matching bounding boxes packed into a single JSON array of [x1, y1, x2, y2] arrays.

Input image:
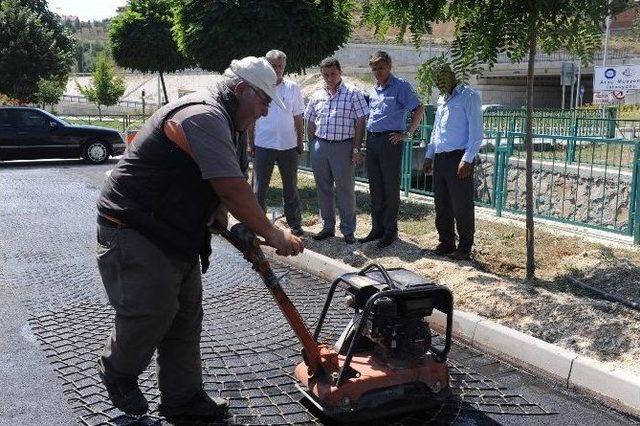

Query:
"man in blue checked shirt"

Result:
[[422, 63, 483, 260], [304, 57, 369, 244], [359, 51, 425, 249]]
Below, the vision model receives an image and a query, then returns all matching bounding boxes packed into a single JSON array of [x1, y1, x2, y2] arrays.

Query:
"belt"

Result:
[[316, 137, 353, 143], [368, 130, 400, 136], [97, 214, 128, 228], [434, 149, 465, 160]]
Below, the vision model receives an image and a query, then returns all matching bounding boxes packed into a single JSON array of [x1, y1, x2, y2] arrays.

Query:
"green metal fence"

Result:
[[499, 132, 636, 237], [298, 109, 640, 244]]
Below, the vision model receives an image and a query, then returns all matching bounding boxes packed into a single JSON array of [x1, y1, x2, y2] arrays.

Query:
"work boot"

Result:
[[376, 234, 396, 249], [312, 230, 335, 241], [358, 231, 382, 244], [159, 390, 229, 422], [448, 248, 471, 261], [99, 371, 148, 416], [343, 234, 356, 244], [427, 243, 456, 257]]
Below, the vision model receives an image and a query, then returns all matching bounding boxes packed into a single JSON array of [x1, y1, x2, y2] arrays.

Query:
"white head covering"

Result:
[[230, 56, 286, 110]]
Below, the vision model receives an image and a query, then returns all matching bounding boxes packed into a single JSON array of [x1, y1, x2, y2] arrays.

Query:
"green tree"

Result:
[[172, 0, 351, 73], [109, 0, 190, 103], [362, 0, 609, 280], [0, 0, 75, 101], [76, 53, 126, 119], [35, 77, 66, 110]]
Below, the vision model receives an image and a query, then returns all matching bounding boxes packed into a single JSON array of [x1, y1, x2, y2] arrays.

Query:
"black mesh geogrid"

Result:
[[27, 249, 554, 425]]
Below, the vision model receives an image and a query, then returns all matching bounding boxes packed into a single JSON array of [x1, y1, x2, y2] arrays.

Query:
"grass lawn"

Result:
[[263, 167, 640, 284]]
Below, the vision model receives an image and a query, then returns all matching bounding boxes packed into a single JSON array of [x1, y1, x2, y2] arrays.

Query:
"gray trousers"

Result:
[[253, 146, 302, 229], [433, 151, 475, 251], [96, 224, 203, 408], [310, 137, 356, 236], [365, 132, 404, 237]]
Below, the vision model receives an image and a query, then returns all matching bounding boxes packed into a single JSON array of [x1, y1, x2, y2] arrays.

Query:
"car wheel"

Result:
[[83, 140, 110, 164]]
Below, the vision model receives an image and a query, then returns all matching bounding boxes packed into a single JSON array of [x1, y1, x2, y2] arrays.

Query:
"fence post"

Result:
[[606, 106, 617, 139], [495, 145, 508, 218], [402, 140, 411, 197], [491, 133, 501, 208], [567, 118, 578, 164], [631, 141, 640, 244]]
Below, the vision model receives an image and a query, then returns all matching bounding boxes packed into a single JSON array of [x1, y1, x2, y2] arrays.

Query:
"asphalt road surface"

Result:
[[0, 159, 638, 426]]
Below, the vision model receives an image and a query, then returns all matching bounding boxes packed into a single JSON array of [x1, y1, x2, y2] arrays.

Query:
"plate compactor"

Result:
[[220, 223, 454, 422]]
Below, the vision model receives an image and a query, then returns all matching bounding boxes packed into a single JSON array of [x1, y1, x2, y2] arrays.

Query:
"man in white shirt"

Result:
[[248, 50, 305, 236]]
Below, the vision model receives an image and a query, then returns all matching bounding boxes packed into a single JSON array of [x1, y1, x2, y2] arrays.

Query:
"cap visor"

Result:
[[265, 88, 286, 110]]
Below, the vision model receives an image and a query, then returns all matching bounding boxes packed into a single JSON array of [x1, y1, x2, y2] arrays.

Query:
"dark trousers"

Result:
[[365, 132, 404, 237], [433, 151, 475, 251], [96, 224, 203, 408], [253, 146, 302, 230]]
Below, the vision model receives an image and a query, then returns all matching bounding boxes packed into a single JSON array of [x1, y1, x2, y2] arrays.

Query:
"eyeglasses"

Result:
[[249, 85, 271, 108]]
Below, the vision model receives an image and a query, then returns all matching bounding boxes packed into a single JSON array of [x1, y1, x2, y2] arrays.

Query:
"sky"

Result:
[[48, 0, 128, 21]]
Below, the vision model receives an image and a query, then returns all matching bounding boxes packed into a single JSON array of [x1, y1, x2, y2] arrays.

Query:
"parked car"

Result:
[[0, 107, 126, 164]]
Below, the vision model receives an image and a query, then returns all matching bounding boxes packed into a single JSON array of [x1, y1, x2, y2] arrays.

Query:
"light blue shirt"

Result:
[[367, 74, 421, 132], [426, 84, 483, 164]]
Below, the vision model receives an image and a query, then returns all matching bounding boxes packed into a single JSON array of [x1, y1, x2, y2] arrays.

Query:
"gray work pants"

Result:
[[365, 132, 404, 237], [96, 223, 203, 408], [310, 137, 356, 236], [432, 151, 475, 251], [253, 146, 302, 229]]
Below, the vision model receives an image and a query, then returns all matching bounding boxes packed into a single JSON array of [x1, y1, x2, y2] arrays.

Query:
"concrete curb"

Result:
[[266, 246, 640, 418]]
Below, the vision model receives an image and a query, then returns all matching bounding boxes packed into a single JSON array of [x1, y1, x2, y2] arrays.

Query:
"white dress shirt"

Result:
[[254, 79, 305, 150]]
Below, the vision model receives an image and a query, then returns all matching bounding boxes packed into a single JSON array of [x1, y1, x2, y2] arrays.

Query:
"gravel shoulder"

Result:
[[268, 172, 640, 375]]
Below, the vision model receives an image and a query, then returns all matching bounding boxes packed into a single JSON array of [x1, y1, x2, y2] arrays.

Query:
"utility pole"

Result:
[[575, 62, 582, 109], [602, 0, 612, 68], [601, 0, 612, 117]]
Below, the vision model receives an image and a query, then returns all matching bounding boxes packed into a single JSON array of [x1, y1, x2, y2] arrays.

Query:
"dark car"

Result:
[[0, 107, 126, 164]]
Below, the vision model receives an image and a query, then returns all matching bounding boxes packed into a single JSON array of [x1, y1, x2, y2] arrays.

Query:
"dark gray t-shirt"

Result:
[[164, 89, 245, 180]]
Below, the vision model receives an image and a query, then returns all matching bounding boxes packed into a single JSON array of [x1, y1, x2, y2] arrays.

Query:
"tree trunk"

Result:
[[525, 18, 537, 280], [98, 105, 102, 121], [159, 71, 169, 104]]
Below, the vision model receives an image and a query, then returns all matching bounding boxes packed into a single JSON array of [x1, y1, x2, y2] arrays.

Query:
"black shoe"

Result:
[[358, 232, 383, 244], [159, 390, 229, 422], [313, 230, 335, 241], [99, 371, 148, 416], [448, 248, 471, 261], [376, 234, 396, 249], [344, 234, 356, 244], [291, 227, 304, 236], [428, 243, 456, 256]]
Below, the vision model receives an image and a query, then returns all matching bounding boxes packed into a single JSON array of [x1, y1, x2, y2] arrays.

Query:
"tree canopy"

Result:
[[0, 0, 75, 101], [76, 53, 125, 118], [35, 77, 66, 109], [172, 0, 351, 73], [109, 0, 190, 74], [361, 0, 610, 279]]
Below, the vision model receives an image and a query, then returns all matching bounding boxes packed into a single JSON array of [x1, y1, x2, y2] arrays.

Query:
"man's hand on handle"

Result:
[[210, 177, 304, 258], [265, 228, 303, 256]]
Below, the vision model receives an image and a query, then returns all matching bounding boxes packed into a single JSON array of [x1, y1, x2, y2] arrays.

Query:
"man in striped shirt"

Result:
[[304, 57, 369, 244]]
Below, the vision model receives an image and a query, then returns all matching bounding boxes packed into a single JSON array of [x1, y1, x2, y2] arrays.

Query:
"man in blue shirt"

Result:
[[359, 51, 424, 248], [423, 63, 483, 260]]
